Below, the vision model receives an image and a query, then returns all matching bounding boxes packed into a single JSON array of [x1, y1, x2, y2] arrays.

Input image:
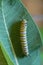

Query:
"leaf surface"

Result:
[[0, 0, 42, 65]]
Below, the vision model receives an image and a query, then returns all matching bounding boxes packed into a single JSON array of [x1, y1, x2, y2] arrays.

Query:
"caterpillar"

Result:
[[20, 19, 29, 56]]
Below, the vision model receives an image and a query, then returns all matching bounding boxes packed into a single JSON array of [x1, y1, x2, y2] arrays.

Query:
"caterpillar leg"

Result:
[[20, 19, 29, 56]]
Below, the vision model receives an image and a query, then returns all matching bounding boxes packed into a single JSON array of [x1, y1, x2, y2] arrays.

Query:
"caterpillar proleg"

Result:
[[20, 19, 29, 56]]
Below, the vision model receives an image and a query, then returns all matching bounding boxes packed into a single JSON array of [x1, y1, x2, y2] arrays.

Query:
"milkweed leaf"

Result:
[[0, 0, 42, 65]]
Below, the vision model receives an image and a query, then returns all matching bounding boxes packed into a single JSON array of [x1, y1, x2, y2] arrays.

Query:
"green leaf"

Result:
[[0, 47, 8, 65], [0, 0, 42, 65]]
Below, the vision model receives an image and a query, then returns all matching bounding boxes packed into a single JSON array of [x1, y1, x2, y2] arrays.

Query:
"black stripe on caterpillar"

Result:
[[20, 19, 29, 56]]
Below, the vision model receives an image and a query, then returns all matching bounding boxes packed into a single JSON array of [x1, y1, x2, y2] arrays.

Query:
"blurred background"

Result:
[[22, 0, 43, 64], [22, 0, 43, 27]]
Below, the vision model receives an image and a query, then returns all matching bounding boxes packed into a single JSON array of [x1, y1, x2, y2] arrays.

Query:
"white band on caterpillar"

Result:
[[20, 19, 29, 56]]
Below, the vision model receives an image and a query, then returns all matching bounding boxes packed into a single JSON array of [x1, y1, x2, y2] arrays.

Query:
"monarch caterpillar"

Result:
[[20, 19, 29, 56]]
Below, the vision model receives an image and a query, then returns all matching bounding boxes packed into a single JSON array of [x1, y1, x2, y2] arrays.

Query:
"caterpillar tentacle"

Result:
[[20, 19, 29, 56]]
